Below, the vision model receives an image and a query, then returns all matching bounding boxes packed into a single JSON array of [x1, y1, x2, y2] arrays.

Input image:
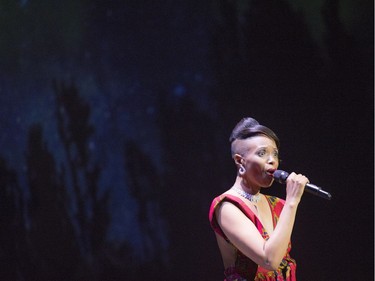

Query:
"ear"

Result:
[[233, 154, 243, 166]]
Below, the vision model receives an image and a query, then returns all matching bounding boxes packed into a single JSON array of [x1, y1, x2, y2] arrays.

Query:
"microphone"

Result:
[[273, 170, 332, 200]]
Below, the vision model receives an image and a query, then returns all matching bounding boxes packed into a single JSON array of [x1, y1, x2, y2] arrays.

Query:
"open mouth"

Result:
[[266, 169, 276, 176]]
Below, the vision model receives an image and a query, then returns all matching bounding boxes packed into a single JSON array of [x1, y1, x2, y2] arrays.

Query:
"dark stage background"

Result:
[[0, 0, 373, 280]]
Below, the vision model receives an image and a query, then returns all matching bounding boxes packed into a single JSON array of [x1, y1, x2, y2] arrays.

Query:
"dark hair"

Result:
[[229, 117, 280, 149]]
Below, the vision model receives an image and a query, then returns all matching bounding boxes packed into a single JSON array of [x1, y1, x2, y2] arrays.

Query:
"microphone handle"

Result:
[[273, 170, 332, 200], [305, 183, 332, 200]]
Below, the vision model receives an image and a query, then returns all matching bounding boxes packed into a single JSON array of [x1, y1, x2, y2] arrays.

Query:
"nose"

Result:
[[267, 154, 277, 164]]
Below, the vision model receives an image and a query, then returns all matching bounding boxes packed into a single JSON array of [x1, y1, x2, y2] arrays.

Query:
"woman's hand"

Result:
[[285, 172, 309, 205]]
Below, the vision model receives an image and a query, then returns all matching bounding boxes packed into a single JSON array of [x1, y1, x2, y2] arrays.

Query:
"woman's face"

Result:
[[237, 135, 279, 189]]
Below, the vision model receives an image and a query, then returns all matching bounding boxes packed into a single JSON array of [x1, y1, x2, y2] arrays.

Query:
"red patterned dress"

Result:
[[209, 194, 297, 281]]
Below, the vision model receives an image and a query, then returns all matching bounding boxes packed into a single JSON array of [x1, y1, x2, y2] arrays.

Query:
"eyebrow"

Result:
[[256, 145, 278, 150]]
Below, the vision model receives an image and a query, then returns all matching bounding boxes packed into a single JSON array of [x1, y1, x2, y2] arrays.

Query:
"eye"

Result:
[[257, 149, 266, 157]]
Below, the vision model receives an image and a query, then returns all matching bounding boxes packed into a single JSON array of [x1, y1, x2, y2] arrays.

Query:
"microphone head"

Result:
[[273, 170, 289, 184]]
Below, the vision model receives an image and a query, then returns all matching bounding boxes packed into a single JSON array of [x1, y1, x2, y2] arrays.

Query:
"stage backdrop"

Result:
[[0, 0, 373, 280]]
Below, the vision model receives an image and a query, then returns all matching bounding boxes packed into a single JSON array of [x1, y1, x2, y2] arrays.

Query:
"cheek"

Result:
[[246, 159, 264, 172]]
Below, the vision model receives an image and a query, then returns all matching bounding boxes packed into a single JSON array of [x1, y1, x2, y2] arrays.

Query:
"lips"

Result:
[[266, 169, 276, 176]]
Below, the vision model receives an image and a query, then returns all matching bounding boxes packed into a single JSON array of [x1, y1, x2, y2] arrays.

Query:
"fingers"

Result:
[[284, 172, 310, 203], [287, 172, 309, 187]]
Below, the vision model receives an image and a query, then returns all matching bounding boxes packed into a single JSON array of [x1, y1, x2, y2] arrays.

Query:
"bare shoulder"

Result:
[[216, 200, 246, 222]]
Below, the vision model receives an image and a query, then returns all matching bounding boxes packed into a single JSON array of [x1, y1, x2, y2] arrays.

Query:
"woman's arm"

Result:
[[216, 173, 308, 270]]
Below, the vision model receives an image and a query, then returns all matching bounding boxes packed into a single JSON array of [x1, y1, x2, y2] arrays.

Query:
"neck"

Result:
[[235, 176, 260, 195]]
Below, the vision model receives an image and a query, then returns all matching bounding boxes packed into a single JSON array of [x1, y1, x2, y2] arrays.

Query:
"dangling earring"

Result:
[[239, 165, 245, 175]]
